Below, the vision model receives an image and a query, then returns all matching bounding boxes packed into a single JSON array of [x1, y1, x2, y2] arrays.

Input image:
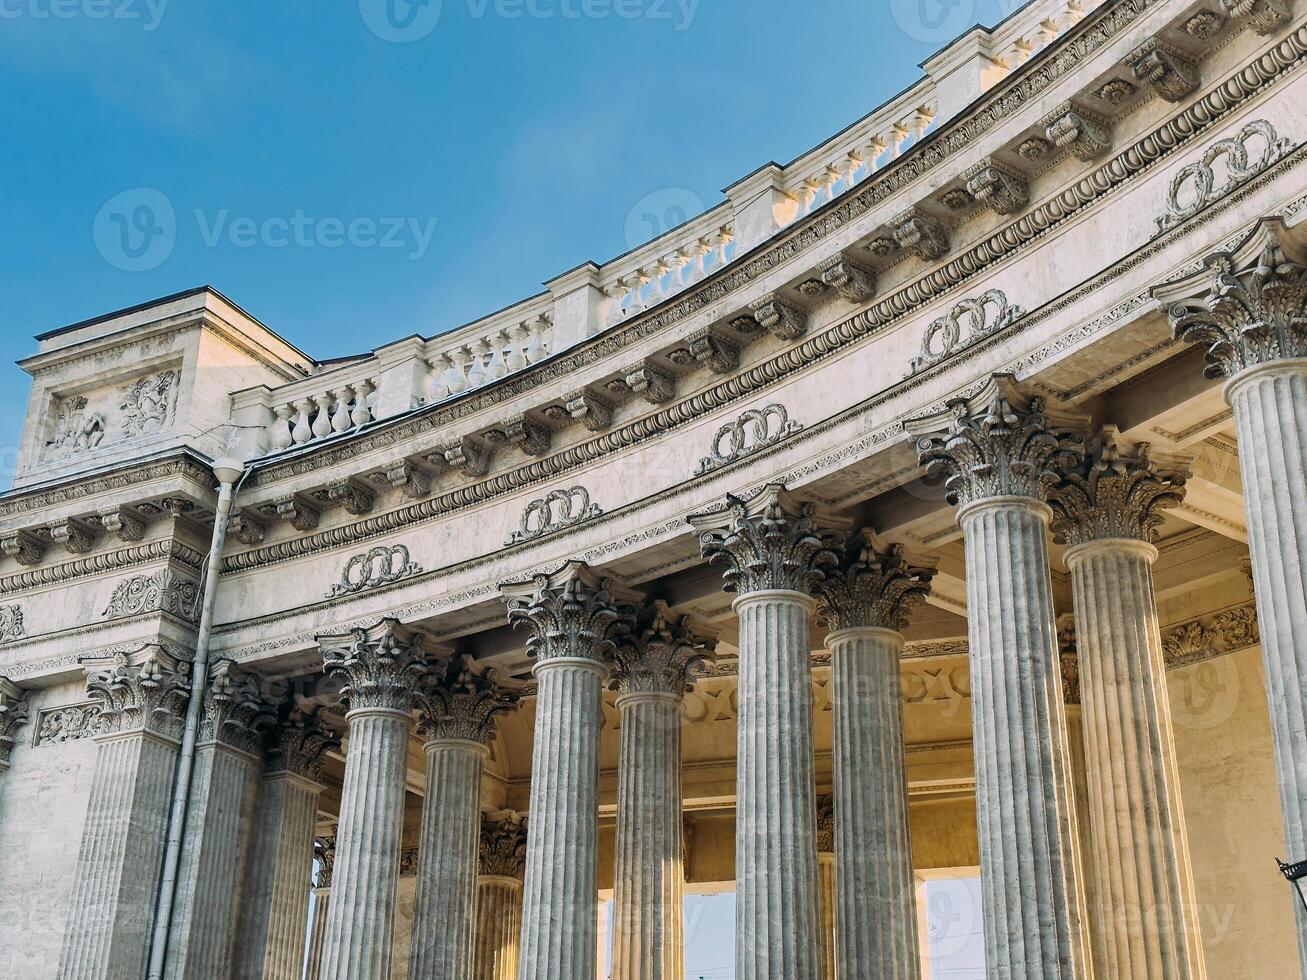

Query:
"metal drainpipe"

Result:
[[145, 456, 249, 980]]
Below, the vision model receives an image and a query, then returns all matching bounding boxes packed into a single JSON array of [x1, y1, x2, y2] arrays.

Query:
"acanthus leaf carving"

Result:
[[506, 415, 553, 457], [416, 656, 520, 744], [1043, 100, 1112, 161], [266, 706, 340, 781], [501, 560, 640, 667], [98, 507, 147, 543], [103, 569, 201, 624], [1, 531, 46, 567], [480, 812, 529, 879], [625, 362, 677, 405], [34, 702, 98, 746], [325, 479, 375, 517], [444, 436, 493, 477], [563, 388, 615, 432], [1220, 0, 1290, 35], [964, 159, 1030, 215], [818, 252, 878, 303], [1161, 602, 1260, 668], [687, 328, 741, 375], [815, 530, 934, 632], [0, 678, 29, 767], [385, 462, 433, 500], [318, 619, 442, 714], [81, 645, 191, 740], [199, 659, 278, 756], [612, 601, 715, 697], [892, 207, 950, 262], [749, 294, 808, 340], [0, 604, 25, 642], [51, 519, 99, 556]]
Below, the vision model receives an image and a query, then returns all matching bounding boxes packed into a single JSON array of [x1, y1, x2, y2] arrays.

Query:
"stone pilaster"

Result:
[[910, 377, 1089, 979], [609, 604, 713, 980], [303, 836, 335, 980], [502, 561, 640, 980], [233, 707, 339, 980], [57, 645, 191, 980], [815, 796, 836, 980], [1157, 218, 1307, 967], [474, 813, 528, 980], [164, 660, 277, 980], [0, 677, 28, 776], [1049, 431, 1206, 979], [814, 531, 932, 980], [409, 660, 519, 980], [316, 620, 442, 980], [689, 484, 845, 980]]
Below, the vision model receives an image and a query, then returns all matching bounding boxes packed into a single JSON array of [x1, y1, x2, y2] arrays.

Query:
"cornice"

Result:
[[247, 0, 1182, 490], [0, 540, 205, 596], [0, 454, 215, 520]]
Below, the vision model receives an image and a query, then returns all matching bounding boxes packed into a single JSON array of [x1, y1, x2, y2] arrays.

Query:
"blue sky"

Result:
[[0, 0, 1022, 487]]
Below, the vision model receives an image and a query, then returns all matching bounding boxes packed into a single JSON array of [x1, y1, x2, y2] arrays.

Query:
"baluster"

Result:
[[270, 403, 295, 452], [311, 393, 334, 441], [667, 248, 692, 296], [709, 228, 733, 271], [1038, 17, 1059, 47], [350, 381, 373, 428], [486, 331, 510, 380], [604, 282, 629, 327], [796, 178, 819, 217], [331, 388, 354, 432], [1064, 0, 1086, 26], [1010, 37, 1034, 65], [861, 136, 887, 179], [446, 346, 471, 394], [505, 324, 529, 372], [685, 239, 711, 284], [913, 106, 935, 145], [818, 164, 840, 206], [839, 152, 862, 193], [426, 354, 452, 403], [525, 316, 549, 363], [466, 339, 490, 388], [536, 315, 554, 355], [890, 122, 910, 158], [646, 259, 670, 306], [291, 398, 314, 445]]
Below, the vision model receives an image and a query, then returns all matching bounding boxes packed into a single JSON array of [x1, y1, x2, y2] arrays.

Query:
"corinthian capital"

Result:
[[266, 705, 340, 781], [688, 484, 846, 596], [815, 530, 934, 632], [82, 644, 191, 740], [1154, 218, 1307, 380], [318, 619, 443, 714], [501, 561, 641, 668], [314, 835, 336, 888], [416, 656, 520, 744], [1048, 430, 1188, 546], [906, 375, 1086, 510], [480, 811, 529, 880], [612, 602, 715, 698], [0, 677, 29, 769], [199, 660, 278, 755], [816, 794, 835, 854]]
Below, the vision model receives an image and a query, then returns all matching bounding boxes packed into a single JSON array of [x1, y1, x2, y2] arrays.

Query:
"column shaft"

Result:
[[611, 692, 684, 980], [518, 659, 605, 980], [734, 590, 825, 980], [57, 732, 180, 979], [960, 498, 1086, 978], [829, 627, 920, 979], [1229, 362, 1307, 964], [818, 854, 836, 980], [409, 741, 487, 980], [317, 709, 411, 980], [1067, 540, 1202, 978], [304, 888, 330, 980], [473, 877, 523, 980], [233, 773, 322, 980]]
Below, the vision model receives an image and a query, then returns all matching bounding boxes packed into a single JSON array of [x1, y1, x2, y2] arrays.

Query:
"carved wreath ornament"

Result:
[[328, 544, 424, 598], [1157, 119, 1295, 233], [507, 486, 602, 545], [908, 289, 1025, 375], [695, 404, 802, 475]]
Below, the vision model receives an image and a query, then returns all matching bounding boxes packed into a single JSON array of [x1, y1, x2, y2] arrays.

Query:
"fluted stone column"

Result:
[[610, 605, 712, 980], [474, 813, 528, 980], [1159, 219, 1307, 966], [910, 377, 1089, 979], [0, 678, 28, 789], [304, 837, 335, 980], [502, 561, 640, 980], [316, 620, 441, 980], [815, 533, 932, 980], [690, 484, 846, 980], [57, 646, 191, 980], [164, 661, 277, 980], [1048, 432, 1205, 978], [815, 797, 836, 980], [408, 660, 519, 980], [233, 709, 339, 980]]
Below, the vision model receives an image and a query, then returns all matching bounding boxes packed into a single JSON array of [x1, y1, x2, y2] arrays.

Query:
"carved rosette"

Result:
[[688, 483, 845, 596], [0, 678, 29, 769], [266, 706, 340, 781], [82, 645, 191, 740], [319, 619, 442, 714], [1157, 220, 1307, 380], [315, 835, 337, 888], [908, 376, 1086, 510], [815, 531, 934, 633], [612, 603, 715, 698], [480, 812, 529, 880], [501, 561, 640, 668], [815, 795, 835, 854], [415, 657, 520, 745], [199, 660, 278, 756], [1048, 431, 1188, 546]]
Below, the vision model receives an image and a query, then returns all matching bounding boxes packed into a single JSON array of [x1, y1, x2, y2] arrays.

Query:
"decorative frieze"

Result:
[[0, 604, 25, 642], [507, 487, 602, 546], [908, 289, 1025, 375], [964, 159, 1029, 215], [1130, 38, 1200, 102], [102, 568, 201, 623], [695, 404, 802, 476], [1043, 100, 1112, 161], [1161, 602, 1260, 669], [47, 396, 107, 458], [1157, 119, 1295, 232], [119, 370, 179, 438], [34, 701, 98, 746], [328, 544, 425, 598]]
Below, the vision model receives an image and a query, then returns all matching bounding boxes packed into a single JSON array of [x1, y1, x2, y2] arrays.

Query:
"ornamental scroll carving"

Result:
[[35, 702, 100, 745], [506, 487, 603, 545], [694, 404, 803, 476], [1161, 602, 1260, 669], [103, 569, 201, 623], [908, 290, 1024, 375], [0, 605, 25, 642], [328, 544, 424, 598], [1158, 120, 1295, 233]]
